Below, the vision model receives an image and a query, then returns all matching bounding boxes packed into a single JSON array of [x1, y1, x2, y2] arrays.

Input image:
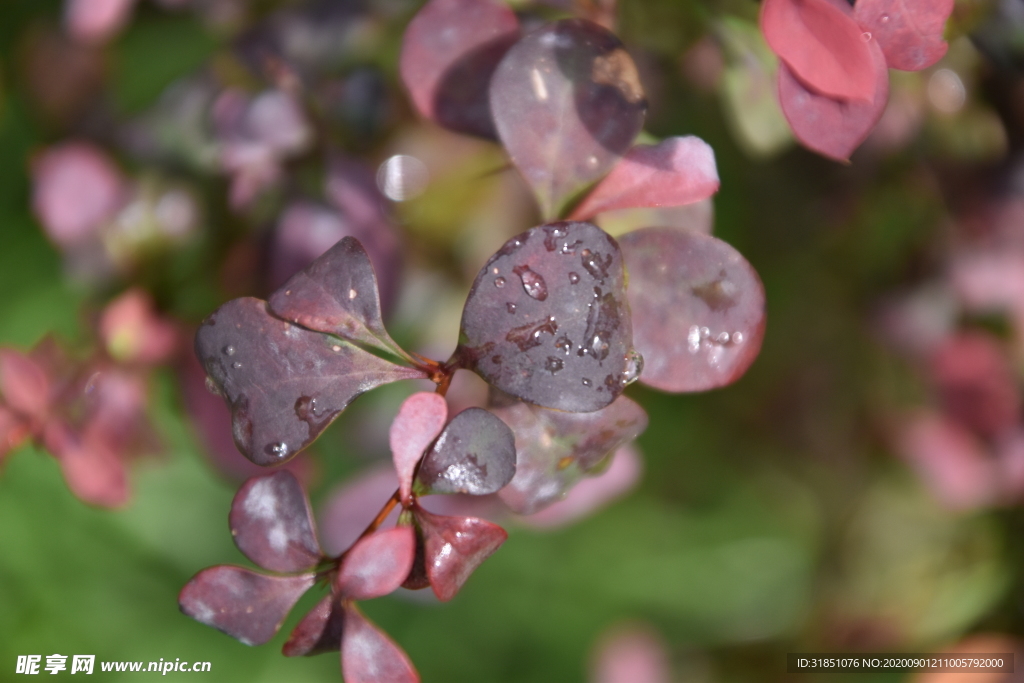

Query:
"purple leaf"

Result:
[[341, 603, 420, 683], [854, 0, 953, 72], [568, 137, 720, 220], [620, 228, 765, 393], [282, 595, 346, 657], [492, 395, 648, 514], [417, 407, 516, 496], [178, 566, 314, 646], [195, 298, 427, 465], [389, 392, 448, 505], [489, 19, 646, 218], [336, 527, 416, 601], [458, 221, 636, 412], [777, 33, 889, 162], [400, 0, 519, 139], [268, 237, 412, 363], [229, 470, 323, 573], [414, 506, 507, 601]]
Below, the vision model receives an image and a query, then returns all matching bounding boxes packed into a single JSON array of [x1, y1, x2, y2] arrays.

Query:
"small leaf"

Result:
[[399, 0, 520, 138], [283, 595, 346, 657], [777, 35, 889, 161], [492, 395, 648, 514], [414, 506, 507, 601], [760, 0, 878, 102], [179, 566, 315, 646], [195, 298, 427, 465], [336, 527, 416, 601], [458, 221, 635, 412], [390, 392, 448, 505], [620, 228, 765, 393], [229, 470, 323, 573], [0, 349, 50, 422], [854, 0, 953, 72], [417, 407, 516, 496], [267, 237, 412, 364], [568, 137, 720, 220], [341, 603, 420, 683], [490, 19, 646, 218], [0, 406, 30, 461], [44, 421, 130, 508]]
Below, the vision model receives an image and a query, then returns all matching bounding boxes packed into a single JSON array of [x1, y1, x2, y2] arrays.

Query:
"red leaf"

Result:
[[0, 406, 31, 462], [415, 507, 507, 601], [230, 470, 323, 573], [568, 137, 720, 220], [44, 421, 130, 508], [282, 595, 346, 657], [341, 603, 420, 683], [399, 0, 519, 138], [335, 527, 415, 601], [389, 392, 448, 505], [777, 35, 889, 161], [854, 0, 953, 72], [0, 349, 50, 422], [179, 566, 315, 646], [760, 0, 878, 102]]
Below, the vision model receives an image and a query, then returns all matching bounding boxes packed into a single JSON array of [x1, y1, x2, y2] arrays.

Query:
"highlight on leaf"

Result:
[[390, 392, 448, 505], [854, 0, 954, 72], [417, 406, 517, 497]]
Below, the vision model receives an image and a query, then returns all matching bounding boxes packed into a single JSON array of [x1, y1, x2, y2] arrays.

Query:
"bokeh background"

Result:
[[2, 0, 1024, 681]]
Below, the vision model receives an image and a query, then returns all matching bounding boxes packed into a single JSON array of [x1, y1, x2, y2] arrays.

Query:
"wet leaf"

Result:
[[390, 392, 448, 505], [458, 221, 635, 413], [414, 506, 507, 601], [282, 595, 346, 657], [0, 349, 50, 422], [417, 407, 516, 496], [568, 137, 720, 220], [336, 527, 416, 601], [760, 0, 878, 102], [342, 603, 420, 683], [195, 298, 427, 466], [620, 228, 765, 393], [229, 470, 323, 573], [492, 395, 648, 514], [267, 237, 413, 363], [489, 19, 646, 218], [399, 0, 519, 138], [777, 34, 889, 161], [854, 0, 953, 72], [178, 566, 314, 646]]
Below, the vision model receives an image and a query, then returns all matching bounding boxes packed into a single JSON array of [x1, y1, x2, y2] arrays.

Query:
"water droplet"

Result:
[[348, 289, 358, 300], [544, 356, 564, 374], [506, 317, 558, 352], [880, 13, 890, 22], [733, 331, 745, 344], [223, 345, 236, 356], [285, 290, 292, 296], [568, 272, 580, 285], [494, 277, 506, 288], [543, 225, 568, 251], [561, 240, 583, 255], [861, 31, 872, 41], [513, 265, 548, 301], [232, 361, 242, 370], [205, 376, 221, 395], [581, 248, 612, 282], [555, 335, 574, 355], [492, 267, 500, 275], [492, 355, 502, 365], [270, 442, 289, 459], [581, 377, 592, 387], [716, 332, 731, 344], [332, 345, 342, 352], [506, 302, 517, 314], [688, 325, 701, 353], [620, 349, 643, 386]]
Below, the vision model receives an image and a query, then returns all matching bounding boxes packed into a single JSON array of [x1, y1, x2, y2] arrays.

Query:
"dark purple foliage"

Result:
[[413, 506, 507, 601], [417, 407, 516, 496], [282, 595, 346, 657]]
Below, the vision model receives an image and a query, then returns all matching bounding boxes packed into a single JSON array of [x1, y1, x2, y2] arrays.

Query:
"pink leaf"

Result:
[[336, 527, 416, 601], [0, 406, 31, 462], [389, 392, 448, 505], [64, 0, 137, 45], [854, 0, 953, 71], [777, 35, 889, 161], [760, 0, 878, 102], [99, 289, 179, 366], [399, 0, 520, 138], [341, 603, 420, 683], [0, 349, 50, 422], [590, 623, 672, 683], [415, 506, 507, 601], [569, 137, 719, 220], [45, 421, 130, 508]]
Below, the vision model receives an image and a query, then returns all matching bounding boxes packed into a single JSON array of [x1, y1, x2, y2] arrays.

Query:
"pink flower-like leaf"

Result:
[[229, 470, 323, 574], [414, 506, 507, 601], [341, 603, 420, 683], [569, 137, 720, 220], [390, 392, 448, 505], [335, 527, 416, 601], [854, 0, 953, 72]]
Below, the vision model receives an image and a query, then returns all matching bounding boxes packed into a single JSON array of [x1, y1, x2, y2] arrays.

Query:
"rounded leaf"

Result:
[[458, 221, 635, 412], [229, 470, 323, 573], [389, 392, 448, 505], [341, 603, 420, 683], [490, 19, 646, 218], [179, 566, 314, 646], [415, 506, 508, 601], [283, 595, 346, 657], [336, 527, 416, 601], [854, 0, 953, 72], [620, 228, 765, 393], [417, 407, 516, 496]]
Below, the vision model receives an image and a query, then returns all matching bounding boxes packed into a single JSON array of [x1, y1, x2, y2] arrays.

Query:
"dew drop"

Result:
[[561, 240, 583, 255], [582, 377, 592, 387], [232, 361, 243, 370], [880, 13, 889, 22], [223, 345, 236, 356], [861, 31, 872, 41], [348, 289, 358, 300], [568, 272, 580, 285], [506, 302, 517, 314], [620, 349, 644, 386], [555, 335, 574, 355], [270, 442, 289, 459], [332, 345, 342, 352], [733, 331, 745, 344], [494, 277, 506, 288], [544, 356, 564, 374], [284, 290, 292, 296], [513, 265, 548, 301]]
